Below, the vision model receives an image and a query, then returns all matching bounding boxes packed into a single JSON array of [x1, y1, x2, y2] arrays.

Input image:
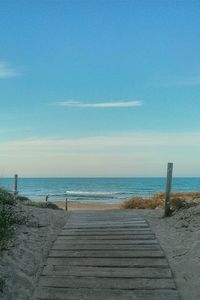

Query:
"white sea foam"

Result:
[[65, 190, 118, 196]]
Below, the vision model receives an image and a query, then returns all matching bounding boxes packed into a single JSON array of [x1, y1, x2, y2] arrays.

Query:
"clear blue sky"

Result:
[[0, 0, 200, 177]]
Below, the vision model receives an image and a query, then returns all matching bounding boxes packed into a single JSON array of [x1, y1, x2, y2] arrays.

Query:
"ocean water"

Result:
[[0, 177, 200, 204]]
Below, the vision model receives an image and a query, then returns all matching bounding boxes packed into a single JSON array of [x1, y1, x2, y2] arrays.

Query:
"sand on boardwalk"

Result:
[[53, 200, 121, 210], [0, 200, 199, 300]]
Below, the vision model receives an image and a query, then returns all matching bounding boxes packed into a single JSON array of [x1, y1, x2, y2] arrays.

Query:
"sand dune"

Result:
[[0, 202, 199, 300]]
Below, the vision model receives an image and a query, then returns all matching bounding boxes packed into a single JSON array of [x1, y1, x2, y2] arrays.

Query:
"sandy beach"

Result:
[[53, 200, 122, 210], [0, 201, 199, 300]]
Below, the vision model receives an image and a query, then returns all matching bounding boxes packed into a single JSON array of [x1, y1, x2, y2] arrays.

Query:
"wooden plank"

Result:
[[42, 266, 172, 278], [67, 220, 145, 224], [68, 218, 146, 220], [63, 226, 152, 232], [63, 225, 150, 229], [52, 243, 161, 251], [66, 218, 147, 222], [36, 287, 179, 300], [40, 275, 174, 289], [67, 214, 144, 218], [35, 210, 179, 300], [64, 225, 149, 229], [55, 239, 158, 245], [45, 257, 169, 267], [57, 234, 155, 240], [49, 250, 164, 258], [67, 219, 146, 222], [59, 231, 153, 236]]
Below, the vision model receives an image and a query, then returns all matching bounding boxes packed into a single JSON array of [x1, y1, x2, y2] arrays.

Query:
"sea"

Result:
[[0, 177, 200, 204]]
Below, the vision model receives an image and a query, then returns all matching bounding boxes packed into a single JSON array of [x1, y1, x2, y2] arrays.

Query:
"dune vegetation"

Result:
[[0, 188, 61, 295], [122, 191, 200, 210], [0, 189, 27, 293], [0, 189, 27, 251], [0, 189, 60, 250]]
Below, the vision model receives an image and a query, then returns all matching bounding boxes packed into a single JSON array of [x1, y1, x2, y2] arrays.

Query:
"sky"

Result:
[[0, 0, 200, 177]]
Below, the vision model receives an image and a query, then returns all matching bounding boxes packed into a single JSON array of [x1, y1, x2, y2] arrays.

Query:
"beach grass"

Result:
[[123, 191, 200, 210], [0, 189, 26, 250], [0, 188, 61, 250]]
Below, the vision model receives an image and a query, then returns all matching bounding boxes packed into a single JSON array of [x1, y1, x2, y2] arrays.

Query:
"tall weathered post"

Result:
[[165, 163, 173, 217], [13, 174, 18, 196]]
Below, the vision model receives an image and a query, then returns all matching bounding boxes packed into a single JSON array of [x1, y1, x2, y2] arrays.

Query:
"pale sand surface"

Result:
[[0, 204, 67, 300], [135, 206, 200, 300], [53, 200, 122, 210], [0, 201, 199, 300]]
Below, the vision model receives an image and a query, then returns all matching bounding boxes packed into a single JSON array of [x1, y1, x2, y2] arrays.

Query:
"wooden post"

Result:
[[13, 174, 18, 196], [65, 198, 68, 211], [165, 162, 173, 217]]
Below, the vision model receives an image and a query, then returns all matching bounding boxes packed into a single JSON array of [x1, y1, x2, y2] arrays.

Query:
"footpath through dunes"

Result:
[[34, 210, 180, 300]]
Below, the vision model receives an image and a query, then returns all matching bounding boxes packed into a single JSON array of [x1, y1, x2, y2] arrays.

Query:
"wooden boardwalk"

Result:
[[35, 210, 179, 300]]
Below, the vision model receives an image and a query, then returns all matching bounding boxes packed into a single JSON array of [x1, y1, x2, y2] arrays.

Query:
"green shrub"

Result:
[[0, 188, 15, 206], [0, 189, 26, 250], [0, 277, 6, 293]]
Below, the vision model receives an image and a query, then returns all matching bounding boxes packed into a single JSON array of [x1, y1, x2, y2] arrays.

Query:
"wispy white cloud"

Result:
[[56, 100, 143, 108], [0, 61, 20, 78]]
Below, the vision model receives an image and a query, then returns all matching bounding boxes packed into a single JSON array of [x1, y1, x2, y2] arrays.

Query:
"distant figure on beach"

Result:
[[45, 194, 49, 202]]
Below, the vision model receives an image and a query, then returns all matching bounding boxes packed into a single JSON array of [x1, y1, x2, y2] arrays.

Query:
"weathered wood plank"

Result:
[[64, 225, 149, 229], [36, 287, 179, 300], [40, 275, 174, 289], [42, 266, 172, 278], [35, 210, 179, 300], [66, 218, 147, 226], [45, 257, 169, 267], [59, 230, 153, 236], [54, 238, 158, 245], [49, 250, 164, 258], [66, 219, 146, 223], [57, 234, 155, 240], [66, 218, 147, 222], [52, 243, 161, 251], [62, 227, 152, 234]]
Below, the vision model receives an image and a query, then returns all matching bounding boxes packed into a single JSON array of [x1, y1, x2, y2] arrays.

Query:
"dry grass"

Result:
[[122, 196, 163, 209], [122, 191, 200, 210]]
